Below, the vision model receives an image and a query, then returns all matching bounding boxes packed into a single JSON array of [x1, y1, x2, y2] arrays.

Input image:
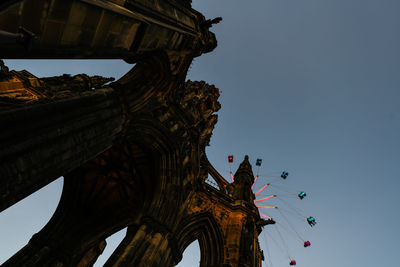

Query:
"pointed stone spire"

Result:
[[228, 155, 256, 202], [234, 155, 255, 184]]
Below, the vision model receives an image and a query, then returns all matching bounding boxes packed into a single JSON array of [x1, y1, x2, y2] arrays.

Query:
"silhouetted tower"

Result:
[[0, 1, 273, 266], [230, 155, 256, 202]]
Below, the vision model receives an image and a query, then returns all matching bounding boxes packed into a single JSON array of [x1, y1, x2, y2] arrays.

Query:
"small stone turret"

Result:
[[229, 155, 256, 202], [234, 155, 255, 185]]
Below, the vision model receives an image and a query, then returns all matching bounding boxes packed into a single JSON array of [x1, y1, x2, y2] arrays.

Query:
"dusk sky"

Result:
[[1, 0, 400, 266]]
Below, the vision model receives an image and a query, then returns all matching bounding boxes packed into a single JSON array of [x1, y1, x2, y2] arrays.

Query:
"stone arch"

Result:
[[126, 116, 186, 218], [175, 213, 224, 267], [1, 53, 187, 267]]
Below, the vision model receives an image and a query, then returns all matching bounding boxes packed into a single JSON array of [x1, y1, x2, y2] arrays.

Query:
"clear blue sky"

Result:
[[1, 0, 400, 266]]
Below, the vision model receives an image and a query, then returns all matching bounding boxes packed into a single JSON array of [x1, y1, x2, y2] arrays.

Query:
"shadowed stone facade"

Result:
[[0, 1, 274, 266]]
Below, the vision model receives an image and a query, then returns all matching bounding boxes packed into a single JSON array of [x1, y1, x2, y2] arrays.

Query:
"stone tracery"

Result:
[[0, 1, 274, 266]]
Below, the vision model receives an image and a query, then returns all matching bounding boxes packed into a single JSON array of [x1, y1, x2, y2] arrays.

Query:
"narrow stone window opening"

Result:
[[93, 227, 128, 267], [176, 239, 200, 267], [205, 174, 220, 190], [0, 177, 64, 265]]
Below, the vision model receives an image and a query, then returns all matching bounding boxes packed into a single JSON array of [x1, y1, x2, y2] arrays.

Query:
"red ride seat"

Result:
[[290, 260, 296, 265], [304, 241, 311, 247]]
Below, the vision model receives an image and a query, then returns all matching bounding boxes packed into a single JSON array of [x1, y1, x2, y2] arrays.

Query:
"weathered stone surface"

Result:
[[1, 50, 228, 266], [0, 1, 275, 266], [0, 53, 271, 267], [0, 51, 173, 212], [0, 0, 217, 61]]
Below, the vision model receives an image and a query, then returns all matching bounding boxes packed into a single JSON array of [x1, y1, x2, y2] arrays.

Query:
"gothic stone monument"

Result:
[[0, 1, 274, 266]]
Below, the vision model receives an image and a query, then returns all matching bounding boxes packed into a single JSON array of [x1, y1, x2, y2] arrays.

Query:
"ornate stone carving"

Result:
[[172, 156, 272, 267], [0, 1, 275, 266], [228, 155, 256, 203], [0, 61, 114, 107]]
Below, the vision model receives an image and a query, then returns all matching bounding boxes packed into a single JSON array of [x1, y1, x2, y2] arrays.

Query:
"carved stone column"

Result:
[[104, 217, 181, 267], [2, 141, 152, 267]]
